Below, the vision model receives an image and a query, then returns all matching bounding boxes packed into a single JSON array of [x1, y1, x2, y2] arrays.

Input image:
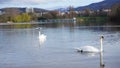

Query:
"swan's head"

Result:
[[100, 35, 104, 39]]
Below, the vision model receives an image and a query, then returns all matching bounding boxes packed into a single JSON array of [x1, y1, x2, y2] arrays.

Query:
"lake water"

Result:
[[0, 25, 120, 68]]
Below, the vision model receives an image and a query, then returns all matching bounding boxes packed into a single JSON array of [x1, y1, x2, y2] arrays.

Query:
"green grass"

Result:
[[76, 16, 108, 26]]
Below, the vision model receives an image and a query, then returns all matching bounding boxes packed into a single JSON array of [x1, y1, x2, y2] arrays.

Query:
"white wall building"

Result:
[[26, 7, 34, 13]]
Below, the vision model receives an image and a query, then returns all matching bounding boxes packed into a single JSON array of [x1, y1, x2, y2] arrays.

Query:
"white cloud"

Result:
[[0, 0, 104, 9], [0, 0, 104, 5], [8, 0, 66, 5]]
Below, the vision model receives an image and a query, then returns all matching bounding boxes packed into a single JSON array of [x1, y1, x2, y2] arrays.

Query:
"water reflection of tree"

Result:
[[90, 27, 120, 32]]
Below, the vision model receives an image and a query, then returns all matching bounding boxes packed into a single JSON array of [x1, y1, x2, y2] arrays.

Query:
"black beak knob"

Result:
[[101, 36, 104, 39]]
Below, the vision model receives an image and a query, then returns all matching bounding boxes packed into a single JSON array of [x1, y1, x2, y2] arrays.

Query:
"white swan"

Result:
[[77, 36, 104, 53], [39, 31, 46, 45]]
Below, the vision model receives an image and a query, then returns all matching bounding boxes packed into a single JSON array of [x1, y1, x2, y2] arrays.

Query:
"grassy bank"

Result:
[[76, 16, 108, 26]]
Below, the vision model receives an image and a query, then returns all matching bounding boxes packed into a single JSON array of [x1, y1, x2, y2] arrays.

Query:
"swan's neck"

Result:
[[100, 38, 103, 52]]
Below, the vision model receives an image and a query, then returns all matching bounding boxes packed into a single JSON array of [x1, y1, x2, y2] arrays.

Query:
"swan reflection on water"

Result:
[[79, 52, 98, 56], [77, 51, 105, 68], [100, 52, 105, 68]]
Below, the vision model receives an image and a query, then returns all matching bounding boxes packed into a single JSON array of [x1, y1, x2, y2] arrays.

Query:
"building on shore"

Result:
[[26, 7, 34, 13]]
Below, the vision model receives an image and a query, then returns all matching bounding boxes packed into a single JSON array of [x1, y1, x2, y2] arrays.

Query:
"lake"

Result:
[[0, 24, 120, 68]]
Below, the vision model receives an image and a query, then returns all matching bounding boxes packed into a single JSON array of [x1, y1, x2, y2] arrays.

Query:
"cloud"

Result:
[[0, 0, 12, 4], [0, 0, 66, 5], [0, 0, 104, 9], [0, 0, 103, 5]]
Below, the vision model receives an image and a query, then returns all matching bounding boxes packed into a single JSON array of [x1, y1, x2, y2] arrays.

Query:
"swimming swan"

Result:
[[77, 36, 104, 53], [39, 31, 46, 45]]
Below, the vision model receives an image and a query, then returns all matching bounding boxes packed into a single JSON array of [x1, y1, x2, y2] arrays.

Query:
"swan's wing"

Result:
[[78, 46, 99, 52], [39, 34, 47, 41]]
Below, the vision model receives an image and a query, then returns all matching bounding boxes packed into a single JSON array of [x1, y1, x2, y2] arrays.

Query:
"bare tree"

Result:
[[109, 4, 120, 22], [3, 8, 20, 21], [84, 8, 91, 16]]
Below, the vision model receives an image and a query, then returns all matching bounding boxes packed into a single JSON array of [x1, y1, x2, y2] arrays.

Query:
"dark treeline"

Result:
[[109, 4, 120, 23]]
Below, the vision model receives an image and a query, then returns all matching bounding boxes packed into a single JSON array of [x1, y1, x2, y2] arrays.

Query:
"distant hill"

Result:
[[75, 0, 120, 11], [55, 7, 69, 12], [34, 8, 49, 13]]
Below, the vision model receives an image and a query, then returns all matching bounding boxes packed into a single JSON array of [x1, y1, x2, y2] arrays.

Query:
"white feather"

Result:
[[39, 31, 46, 45], [77, 36, 104, 53]]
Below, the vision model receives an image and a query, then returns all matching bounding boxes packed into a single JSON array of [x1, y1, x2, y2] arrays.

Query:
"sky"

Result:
[[0, 0, 104, 9]]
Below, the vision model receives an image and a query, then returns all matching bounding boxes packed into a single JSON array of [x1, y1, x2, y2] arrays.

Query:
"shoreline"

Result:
[[0, 22, 120, 27], [0, 22, 41, 26]]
